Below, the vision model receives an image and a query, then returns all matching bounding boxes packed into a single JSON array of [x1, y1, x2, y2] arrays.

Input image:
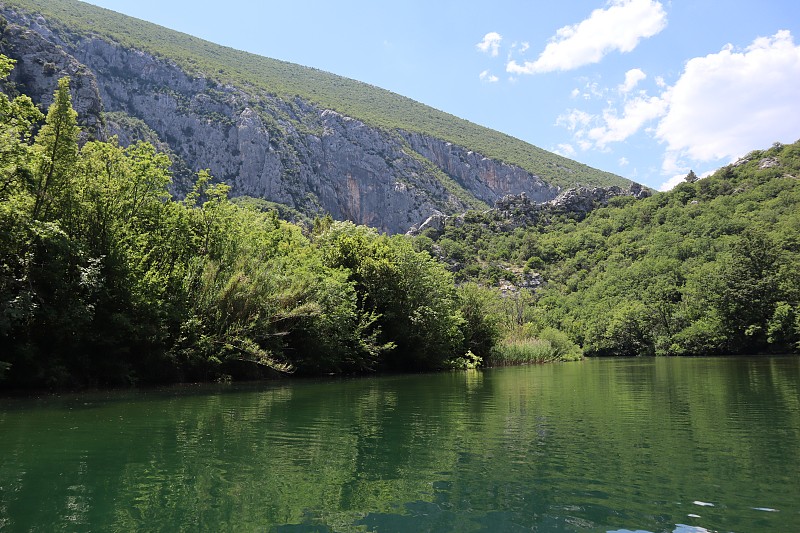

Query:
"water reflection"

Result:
[[0, 358, 798, 531]]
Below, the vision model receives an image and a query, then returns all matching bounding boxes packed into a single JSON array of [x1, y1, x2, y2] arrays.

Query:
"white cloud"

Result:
[[571, 80, 605, 100], [508, 41, 532, 61], [619, 68, 647, 93], [556, 30, 800, 188], [583, 94, 668, 148], [506, 0, 667, 75], [556, 143, 577, 157], [556, 109, 594, 132], [477, 32, 503, 57], [657, 30, 800, 164], [659, 169, 717, 191], [479, 70, 499, 83], [658, 174, 687, 191]]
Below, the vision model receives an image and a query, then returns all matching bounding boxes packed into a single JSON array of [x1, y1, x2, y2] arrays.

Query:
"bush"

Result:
[[538, 327, 583, 361]]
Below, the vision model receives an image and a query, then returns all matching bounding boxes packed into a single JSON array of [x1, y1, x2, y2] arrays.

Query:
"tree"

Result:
[[457, 283, 502, 359], [317, 222, 465, 370], [0, 55, 42, 202], [32, 76, 79, 222], [712, 228, 782, 350]]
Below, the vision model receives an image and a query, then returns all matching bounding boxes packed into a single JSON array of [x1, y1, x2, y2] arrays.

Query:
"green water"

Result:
[[1, 357, 798, 532]]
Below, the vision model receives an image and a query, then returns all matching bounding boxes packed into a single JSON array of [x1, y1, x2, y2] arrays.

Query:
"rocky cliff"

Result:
[[0, 4, 621, 233], [410, 184, 651, 236]]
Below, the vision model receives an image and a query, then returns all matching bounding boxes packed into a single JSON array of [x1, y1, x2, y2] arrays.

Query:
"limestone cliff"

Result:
[[0, 5, 612, 233]]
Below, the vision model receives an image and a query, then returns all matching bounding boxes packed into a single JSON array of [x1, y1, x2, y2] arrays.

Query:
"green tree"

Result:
[[0, 55, 42, 202], [457, 283, 502, 359], [317, 222, 465, 370], [32, 77, 79, 222], [711, 229, 782, 350]]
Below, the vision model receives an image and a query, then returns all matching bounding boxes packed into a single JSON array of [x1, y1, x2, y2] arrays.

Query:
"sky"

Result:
[[82, 0, 800, 191]]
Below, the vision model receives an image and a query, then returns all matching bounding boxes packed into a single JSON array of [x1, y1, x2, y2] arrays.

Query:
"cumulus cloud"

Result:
[[507, 0, 667, 74], [556, 109, 594, 132], [588, 94, 668, 148], [479, 70, 499, 83], [477, 32, 503, 57], [556, 143, 577, 157], [656, 30, 800, 164], [619, 68, 647, 93], [557, 30, 800, 187], [658, 174, 688, 192]]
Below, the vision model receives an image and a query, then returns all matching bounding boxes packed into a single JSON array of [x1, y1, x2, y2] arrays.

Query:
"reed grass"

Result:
[[489, 337, 561, 366]]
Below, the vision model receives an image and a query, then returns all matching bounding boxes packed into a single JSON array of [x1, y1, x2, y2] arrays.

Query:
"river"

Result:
[[1, 357, 798, 532]]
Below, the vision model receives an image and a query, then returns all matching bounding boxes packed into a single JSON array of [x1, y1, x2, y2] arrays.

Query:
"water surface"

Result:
[[1, 357, 799, 531]]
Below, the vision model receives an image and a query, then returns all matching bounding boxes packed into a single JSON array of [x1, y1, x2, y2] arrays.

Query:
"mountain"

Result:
[[0, 0, 633, 233]]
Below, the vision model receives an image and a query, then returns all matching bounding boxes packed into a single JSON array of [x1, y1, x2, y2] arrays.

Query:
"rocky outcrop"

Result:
[[409, 184, 650, 236], [495, 183, 649, 218], [546, 183, 649, 215], [0, 17, 103, 135], [758, 157, 780, 169], [0, 7, 617, 233]]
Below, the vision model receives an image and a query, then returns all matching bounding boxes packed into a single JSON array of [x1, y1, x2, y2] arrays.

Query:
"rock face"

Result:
[[409, 184, 651, 236], [402, 132, 558, 204], [0, 18, 103, 135], [0, 8, 604, 233], [495, 184, 650, 225]]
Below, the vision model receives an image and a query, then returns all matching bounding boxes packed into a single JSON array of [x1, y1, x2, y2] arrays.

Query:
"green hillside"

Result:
[[2, 0, 628, 190], [418, 140, 800, 357], [2, 52, 797, 390]]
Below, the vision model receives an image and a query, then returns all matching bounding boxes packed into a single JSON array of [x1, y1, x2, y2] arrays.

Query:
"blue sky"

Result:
[[83, 0, 800, 191]]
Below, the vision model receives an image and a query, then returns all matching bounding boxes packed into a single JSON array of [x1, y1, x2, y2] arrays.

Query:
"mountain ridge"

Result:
[[0, 0, 633, 232]]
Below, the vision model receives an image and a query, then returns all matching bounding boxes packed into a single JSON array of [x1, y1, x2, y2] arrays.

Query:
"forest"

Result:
[[420, 141, 800, 358], [1, 60, 798, 389], [0, 65, 508, 388]]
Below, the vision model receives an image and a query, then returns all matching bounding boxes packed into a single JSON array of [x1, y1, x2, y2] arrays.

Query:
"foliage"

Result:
[[456, 282, 503, 359], [421, 140, 800, 358], [2, 46, 798, 389], [444, 350, 483, 370], [491, 337, 561, 365], [315, 221, 465, 371], [488, 323, 582, 366], [0, 67, 488, 388]]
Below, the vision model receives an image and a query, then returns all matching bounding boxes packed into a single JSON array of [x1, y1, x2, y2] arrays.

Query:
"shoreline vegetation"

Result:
[[2, 66, 799, 391], [0, 68, 577, 391]]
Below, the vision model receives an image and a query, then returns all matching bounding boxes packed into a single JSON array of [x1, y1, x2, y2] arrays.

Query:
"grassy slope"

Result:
[[3, 0, 629, 190]]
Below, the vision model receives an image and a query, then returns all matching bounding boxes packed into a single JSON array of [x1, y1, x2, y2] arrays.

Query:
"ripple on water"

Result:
[[692, 501, 714, 507]]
